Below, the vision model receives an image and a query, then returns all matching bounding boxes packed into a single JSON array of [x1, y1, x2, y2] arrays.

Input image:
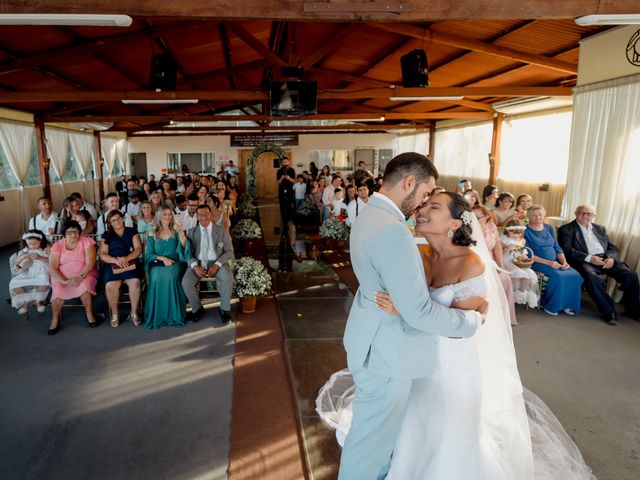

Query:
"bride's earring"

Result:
[[447, 229, 454, 238]]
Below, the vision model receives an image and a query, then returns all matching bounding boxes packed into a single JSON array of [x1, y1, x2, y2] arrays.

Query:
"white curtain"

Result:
[[0, 121, 35, 229], [101, 135, 118, 176], [394, 132, 429, 157], [45, 128, 69, 195], [498, 109, 573, 215], [116, 139, 128, 174], [69, 131, 95, 199], [434, 121, 492, 180], [562, 75, 640, 270]]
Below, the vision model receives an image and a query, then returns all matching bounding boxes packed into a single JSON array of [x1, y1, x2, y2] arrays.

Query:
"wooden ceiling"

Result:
[[0, 4, 613, 134]]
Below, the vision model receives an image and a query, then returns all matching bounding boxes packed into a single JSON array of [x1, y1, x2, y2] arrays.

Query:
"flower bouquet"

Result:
[[319, 217, 350, 241], [236, 201, 258, 219], [232, 256, 272, 313], [234, 218, 262, 240]]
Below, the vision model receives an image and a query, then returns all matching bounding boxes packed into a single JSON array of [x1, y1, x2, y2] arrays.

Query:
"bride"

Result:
[[317, 192, 596, 480]]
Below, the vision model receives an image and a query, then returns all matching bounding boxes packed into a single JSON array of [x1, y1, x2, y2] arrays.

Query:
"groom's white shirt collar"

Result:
[[372, 192, 405, 220]]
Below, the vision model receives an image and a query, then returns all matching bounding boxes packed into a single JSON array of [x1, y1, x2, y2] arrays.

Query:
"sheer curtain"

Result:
[[433, 121, 492, 190], [116, 139, 128, 174], [562, 75, 640, 269], [499, 109, 573, 215], [69, 131, 94, 199], [101, 135, 118, 176], [0, 120, 35, 229], [46, 128, 69, 196], [394, 132, 429, 157]]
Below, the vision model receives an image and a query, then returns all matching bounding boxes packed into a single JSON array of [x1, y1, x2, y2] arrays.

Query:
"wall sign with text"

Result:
[[230, 134, 299, 147]]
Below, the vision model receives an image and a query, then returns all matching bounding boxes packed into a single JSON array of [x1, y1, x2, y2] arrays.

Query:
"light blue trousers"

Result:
[[338, 368, 412, 480]]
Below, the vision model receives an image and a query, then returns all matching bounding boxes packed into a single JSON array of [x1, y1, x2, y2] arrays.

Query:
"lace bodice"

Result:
[[429, 274, 487, 308]]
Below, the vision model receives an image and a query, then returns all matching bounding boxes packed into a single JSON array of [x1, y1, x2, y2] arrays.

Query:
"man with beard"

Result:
[[339, 152, 484, 480], [276, 156, 296, 228]]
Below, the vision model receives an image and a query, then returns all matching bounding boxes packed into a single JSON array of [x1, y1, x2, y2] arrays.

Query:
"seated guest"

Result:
[[149, 191, 165, 213], [182, 204, 235, 324], [99, 210, 144, 328], [70, 191, 98, 220], [73, 209, 94, 236], [9, 230, 51, 314], [331, 188, 348, 218], [137, 201, 155, 239], [463, 189, 481, 208], [97, 193, 133, 236], [481, 184, 499, 210], [472, 205, 519, 325], [455, 179, 472, 194], [558, 205, 640, 325], [48, 221, 99, 335], [492, 192, 518, 227], [430, 186, 446, 196], [524, 205, 583, 317], [322, 176, 344, 220], [515, 194, 533, 223], [174, 194, 187, 215], [125, 190, 142, 222], [227, 175, 240, 196], [501, 220, 539, 308], [144, 206, 190, 329], [29, 196, 59, 238], [179, 193, 200, 231]]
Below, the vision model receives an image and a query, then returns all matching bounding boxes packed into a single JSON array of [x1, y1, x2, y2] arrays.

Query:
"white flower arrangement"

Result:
[[297, 199, 319, 217], [319, 217, 350, 240], [236, 202, 258, 219], [232, 257, 272, 297], [234, 218, 262, 240]]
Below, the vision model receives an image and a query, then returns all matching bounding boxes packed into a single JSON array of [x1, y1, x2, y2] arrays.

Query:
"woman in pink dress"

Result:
[[473, 205, 519, 326], [48, 220, 99, 335]]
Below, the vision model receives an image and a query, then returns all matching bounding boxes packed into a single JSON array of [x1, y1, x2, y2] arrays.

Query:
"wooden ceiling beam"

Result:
[[226, 23, 288, 69], [0, 1, 636, 21], [122, 124, 433, 133], [0, 86, 571, 103], [218, 23, 236, 91], [370, 23, 578, 74], [45, 112, 492, 123], [300, 23, 363, 70]]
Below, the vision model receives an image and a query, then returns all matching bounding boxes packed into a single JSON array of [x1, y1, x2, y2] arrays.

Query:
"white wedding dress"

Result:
[[317, 218, 597, 480]]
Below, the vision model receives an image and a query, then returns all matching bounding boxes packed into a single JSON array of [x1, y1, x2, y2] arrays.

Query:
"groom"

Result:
[[340, 152, 484, 479]]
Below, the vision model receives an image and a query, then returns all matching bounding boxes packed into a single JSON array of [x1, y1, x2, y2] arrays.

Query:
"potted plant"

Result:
[[296, 199, 320, 228], [319, 217, 349, 250], [236, 201, 258, 220], [232, 256, 272, 313]]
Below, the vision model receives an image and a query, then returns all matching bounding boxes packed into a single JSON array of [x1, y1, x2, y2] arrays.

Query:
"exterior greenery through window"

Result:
[[0, 134, 41, 190]]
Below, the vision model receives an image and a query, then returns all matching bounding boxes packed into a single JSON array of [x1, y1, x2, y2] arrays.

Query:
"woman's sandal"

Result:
[[128, 313, 142, 327], [110, 314, 120, 328]]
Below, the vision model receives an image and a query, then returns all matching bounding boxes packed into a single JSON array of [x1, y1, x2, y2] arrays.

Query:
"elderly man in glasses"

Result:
[[558, 205, 639, 325]]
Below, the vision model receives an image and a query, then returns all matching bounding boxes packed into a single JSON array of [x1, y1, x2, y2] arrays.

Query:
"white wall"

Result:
[[578, 26, 640, 85], [128, 133, 396, 176]]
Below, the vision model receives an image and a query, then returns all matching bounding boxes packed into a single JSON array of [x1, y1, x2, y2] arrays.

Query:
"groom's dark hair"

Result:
[[382, 152, 438, 187]]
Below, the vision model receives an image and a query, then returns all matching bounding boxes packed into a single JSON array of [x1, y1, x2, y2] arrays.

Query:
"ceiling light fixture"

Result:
[[0, 14, 133, 26], [575, 14, 640, 26], [121, 99, 199, 105], [388, 96, 464, 101]]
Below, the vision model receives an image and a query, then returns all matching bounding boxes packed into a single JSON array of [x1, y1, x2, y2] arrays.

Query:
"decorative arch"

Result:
[[245, 143, 286, 200]]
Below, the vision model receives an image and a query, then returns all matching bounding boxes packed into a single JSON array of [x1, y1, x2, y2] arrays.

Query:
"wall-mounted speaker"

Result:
[[149, 53, 177, 91], [400, 49, 429, 88]]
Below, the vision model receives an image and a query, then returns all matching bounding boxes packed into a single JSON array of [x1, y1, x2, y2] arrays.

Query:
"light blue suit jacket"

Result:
[[343, 194, 480, 379]]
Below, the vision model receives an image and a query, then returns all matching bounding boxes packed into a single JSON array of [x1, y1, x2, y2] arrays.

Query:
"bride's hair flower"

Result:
[[461, 210, 474, 226]]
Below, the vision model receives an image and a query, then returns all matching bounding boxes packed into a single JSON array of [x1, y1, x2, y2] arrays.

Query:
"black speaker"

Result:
[[149, 53, 177, 91], [273, 158, 281, 168], [400, 49, 429, 88]]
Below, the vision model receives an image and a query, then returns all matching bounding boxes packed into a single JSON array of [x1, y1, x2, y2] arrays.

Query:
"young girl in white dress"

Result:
[[9, 230, 51, 314], [501, 219, 539, 309]]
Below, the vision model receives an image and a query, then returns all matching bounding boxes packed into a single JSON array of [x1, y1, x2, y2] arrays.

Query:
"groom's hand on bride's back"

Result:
[[477, 299, 489, 325]]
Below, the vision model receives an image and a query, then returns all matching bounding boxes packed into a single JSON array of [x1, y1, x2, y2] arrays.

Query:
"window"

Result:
[[0, 133, 41, 190], [309, 150, 350, 171], [167, 152, 215, 173]]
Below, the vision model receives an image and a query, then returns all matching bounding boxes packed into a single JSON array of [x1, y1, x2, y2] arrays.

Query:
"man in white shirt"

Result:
[[345, 183, 370, 227], [224, 160, 239, 177], [29, 196, 59, 237], [558, 204, 640, 325], [97, 193, 133, 236], [181, 204, 235, 324], [179, 194, 199, 231], [322, 176, 343, 220], [293, 174, 307, 211], [70, 192, 98, 220], [331, 188, 348, 218]]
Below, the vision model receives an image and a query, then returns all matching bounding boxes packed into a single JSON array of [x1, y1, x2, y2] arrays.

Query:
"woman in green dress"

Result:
[[144, 205, 190, 328]]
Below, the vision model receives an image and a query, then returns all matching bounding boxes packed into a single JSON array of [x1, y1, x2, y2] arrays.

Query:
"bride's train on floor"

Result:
[[316, 369, 597, 480]]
